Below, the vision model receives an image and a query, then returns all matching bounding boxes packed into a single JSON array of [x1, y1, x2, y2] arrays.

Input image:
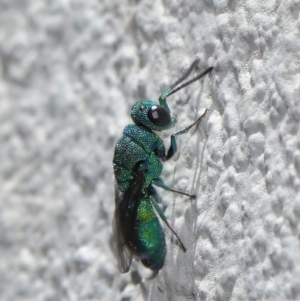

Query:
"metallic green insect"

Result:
[[113, 59, 213, 273]]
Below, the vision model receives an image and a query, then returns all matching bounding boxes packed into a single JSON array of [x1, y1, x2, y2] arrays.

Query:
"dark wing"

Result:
[[113, 170, 145, 273]]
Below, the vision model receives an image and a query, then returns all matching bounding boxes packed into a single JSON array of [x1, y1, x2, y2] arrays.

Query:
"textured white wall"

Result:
[[1, 1, 300, 301]]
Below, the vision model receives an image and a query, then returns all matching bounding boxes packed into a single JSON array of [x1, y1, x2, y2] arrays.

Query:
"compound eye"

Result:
[[147, 105, 171, 126]]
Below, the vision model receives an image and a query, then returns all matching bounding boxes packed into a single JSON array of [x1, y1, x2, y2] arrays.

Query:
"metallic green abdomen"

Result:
[[132, 198, 166, 270]]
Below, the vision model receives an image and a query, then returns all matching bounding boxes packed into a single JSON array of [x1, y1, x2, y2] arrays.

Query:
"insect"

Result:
[[113, 58, 213, 273]]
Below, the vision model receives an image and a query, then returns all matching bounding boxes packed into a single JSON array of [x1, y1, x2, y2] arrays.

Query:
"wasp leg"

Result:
[[149, 197, 186, 252], [152, 178, 196, 198], [164, 109, 208, 161], [148, 185, 161, 203]]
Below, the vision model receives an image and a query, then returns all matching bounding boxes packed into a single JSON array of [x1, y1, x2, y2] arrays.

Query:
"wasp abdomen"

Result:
[[131, 197, 166, 270]]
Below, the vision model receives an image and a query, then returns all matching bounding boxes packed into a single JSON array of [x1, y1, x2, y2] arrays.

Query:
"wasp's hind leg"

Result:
[[149, 197, 186, 252]]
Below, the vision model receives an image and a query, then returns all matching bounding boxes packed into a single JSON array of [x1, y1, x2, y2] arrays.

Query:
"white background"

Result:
[[1, 0, 300, 300]]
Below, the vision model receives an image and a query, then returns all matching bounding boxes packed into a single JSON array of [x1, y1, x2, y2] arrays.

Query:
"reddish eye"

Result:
[[147, 105, 171, 127]]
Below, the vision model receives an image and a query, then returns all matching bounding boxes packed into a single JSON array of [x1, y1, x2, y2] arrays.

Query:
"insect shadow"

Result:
[[113, 58, 213, 276]]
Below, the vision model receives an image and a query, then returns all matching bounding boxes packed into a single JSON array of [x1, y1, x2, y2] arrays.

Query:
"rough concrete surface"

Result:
[[1, 0, 300, 300]]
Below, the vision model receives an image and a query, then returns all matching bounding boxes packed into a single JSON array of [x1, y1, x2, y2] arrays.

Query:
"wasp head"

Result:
[[131, 100, 176, 131]]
